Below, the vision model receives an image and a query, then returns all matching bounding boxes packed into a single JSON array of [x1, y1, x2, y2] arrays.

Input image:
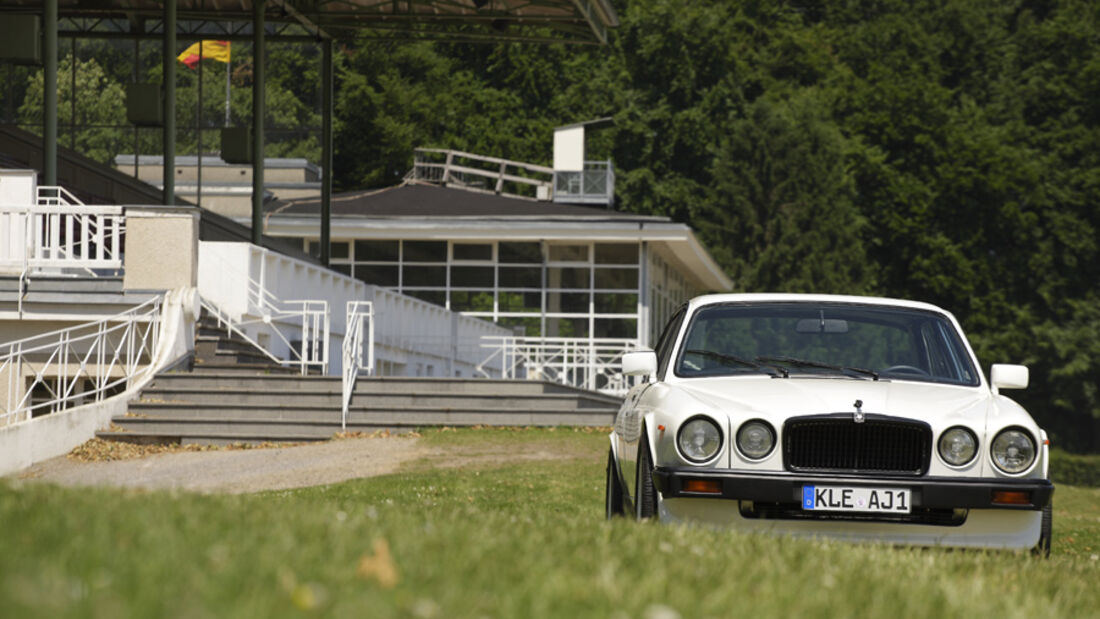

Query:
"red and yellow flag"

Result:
[[177, 40, 231, 69]]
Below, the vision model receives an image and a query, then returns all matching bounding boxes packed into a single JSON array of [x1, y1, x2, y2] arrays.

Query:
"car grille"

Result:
[[783, 415, 931, 476]]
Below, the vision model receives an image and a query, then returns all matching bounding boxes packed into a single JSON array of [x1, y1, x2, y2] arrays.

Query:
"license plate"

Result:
[[802, 485, 911, 514]]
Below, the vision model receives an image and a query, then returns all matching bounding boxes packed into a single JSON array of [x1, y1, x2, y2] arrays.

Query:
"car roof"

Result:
[[686, 293, 953, 317]]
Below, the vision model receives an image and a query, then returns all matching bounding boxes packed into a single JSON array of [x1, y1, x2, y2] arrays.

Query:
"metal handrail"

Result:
[[341, 301, 375, 429], [1, 296, 162, 425], [477, 336, 638, 395], [408, 148, 554, 201], [200, 269, 331, 375]]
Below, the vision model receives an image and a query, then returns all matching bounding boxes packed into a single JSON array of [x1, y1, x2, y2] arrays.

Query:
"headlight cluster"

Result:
[[677, 417, 722, 463], [938, 427, 977, 466], [736, 420, 776, 460], [937, 426, 1037, 473], [990, 428, 1036, 474]]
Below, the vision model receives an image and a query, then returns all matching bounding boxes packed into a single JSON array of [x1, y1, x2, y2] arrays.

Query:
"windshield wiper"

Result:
[[755, 355, 878, 381], [684, 349, 786, 377]]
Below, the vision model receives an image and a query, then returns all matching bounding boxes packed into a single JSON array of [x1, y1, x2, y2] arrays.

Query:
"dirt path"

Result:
[[15, 437, 429, 494]]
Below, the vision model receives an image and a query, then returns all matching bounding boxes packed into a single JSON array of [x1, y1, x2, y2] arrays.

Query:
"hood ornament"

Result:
[[853, 399, 865, 424]]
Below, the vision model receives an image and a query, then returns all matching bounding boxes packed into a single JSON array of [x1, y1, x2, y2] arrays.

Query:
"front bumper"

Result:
[[653, 467, 1054, 511]]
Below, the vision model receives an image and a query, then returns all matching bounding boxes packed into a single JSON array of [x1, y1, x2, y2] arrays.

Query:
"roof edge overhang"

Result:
[[259, 215, 734, 293]]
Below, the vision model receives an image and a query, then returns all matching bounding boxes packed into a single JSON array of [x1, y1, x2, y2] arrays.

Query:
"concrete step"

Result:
[[0, 275, 124, 294], [131, 390, 618, 411], [184, 362, 304, 375], [111, 408, 615, 437], [142, 374, 622, 402]]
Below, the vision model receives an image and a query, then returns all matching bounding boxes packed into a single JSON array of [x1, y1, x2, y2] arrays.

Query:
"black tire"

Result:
[[605, 447, 625, 519], [1033, 501, 1052, 558], [634, 431, 657, 520]]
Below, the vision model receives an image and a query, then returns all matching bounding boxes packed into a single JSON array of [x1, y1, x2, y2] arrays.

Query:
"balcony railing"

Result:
[[408, 148, 554, 201], [553, 161, 615, 207]]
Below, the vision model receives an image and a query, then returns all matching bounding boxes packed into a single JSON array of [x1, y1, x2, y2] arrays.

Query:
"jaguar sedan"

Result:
[[606, 294, 1054, 554]]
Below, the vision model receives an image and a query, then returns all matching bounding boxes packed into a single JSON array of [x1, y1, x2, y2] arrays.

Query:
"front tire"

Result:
[[634, 431, 657, 520], [605, 447, 625, 519], [1033, 501, 1052, 558]]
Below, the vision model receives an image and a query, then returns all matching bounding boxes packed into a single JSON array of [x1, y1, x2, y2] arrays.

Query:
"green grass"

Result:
[[2, 428, 1099, 618]]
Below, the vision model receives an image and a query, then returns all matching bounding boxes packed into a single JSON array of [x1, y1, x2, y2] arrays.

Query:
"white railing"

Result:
[[0, 198, 124, 272], [341, 301, 375, 429], [408, 148, 554, 201], [369, 286, 510, 378], [200, 287, 329, 375], [478, 336, 639, 395], [1, 296, 162, 425], [199, 242, 337, 375]]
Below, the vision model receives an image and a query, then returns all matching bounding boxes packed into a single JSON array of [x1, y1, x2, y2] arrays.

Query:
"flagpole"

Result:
[[197, 41, 203, 208], [225, 48, 231, 127]]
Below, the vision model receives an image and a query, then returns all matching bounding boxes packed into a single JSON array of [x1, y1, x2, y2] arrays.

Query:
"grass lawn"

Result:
[[2, 427, 1098, 618]]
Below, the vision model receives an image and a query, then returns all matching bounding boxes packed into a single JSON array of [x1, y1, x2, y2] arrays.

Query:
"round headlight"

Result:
[[990, 428, 1036, 474], [938, 427, 978, 466], [736, 420, 776, 460], [677, 417, 722, 463]]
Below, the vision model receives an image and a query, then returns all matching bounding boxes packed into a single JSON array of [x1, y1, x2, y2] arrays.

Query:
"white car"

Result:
[[606, 294, 1054, 554]]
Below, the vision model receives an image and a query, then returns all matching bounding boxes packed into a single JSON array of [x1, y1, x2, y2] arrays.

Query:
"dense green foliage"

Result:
[[1, 429, 1099, 617], [1, 0, 1099, 449], [1051, 449, 1100, 488]]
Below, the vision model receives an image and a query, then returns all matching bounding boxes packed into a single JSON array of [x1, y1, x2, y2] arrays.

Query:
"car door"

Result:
[[619, 306, 687, 504]]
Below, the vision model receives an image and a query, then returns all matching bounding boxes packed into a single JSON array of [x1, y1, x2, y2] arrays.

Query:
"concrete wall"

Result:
[[123, 207, 200, 291], [0, 393, 129, 475]]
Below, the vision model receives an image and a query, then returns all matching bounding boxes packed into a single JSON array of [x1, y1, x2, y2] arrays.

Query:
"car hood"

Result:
[[673, 376, 989, 422]]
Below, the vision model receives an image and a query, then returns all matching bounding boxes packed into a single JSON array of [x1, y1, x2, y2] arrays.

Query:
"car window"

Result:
[[673, 302, 980, 386], [654, 307, 687, 379]]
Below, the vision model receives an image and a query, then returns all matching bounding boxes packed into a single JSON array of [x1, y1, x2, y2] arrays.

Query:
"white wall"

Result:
[[198, 242, 510, 378]]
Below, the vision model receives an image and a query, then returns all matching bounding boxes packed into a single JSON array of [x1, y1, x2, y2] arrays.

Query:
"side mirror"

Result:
[[622, 350, 657, 377], [990, 364, 1028, 392]]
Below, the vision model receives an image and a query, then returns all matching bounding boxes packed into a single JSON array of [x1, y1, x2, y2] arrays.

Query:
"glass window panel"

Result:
[[546, 291, 589, 313], [330, 263, 351, 276], [548, 244, 589, 262], [330, 242, 350, 259], [545, 317, 589, 338], [354, 240, 399, 262], [450, 290, 494, 312], [453, 243, 493, 261], [499, 266, 541, 288], [594, 267, 639, 290], [499, 291, 542, 313], [595, 318, 638, 339], [594, 243, 638, 265], [547, 267, 590, 289], [403, 265, 446, 287], [306, 240, 320, 259], [406, 290, 445, 306], [356, 265, 398, 287], [498, 316, 541, 337], [403, 240, 447, 262], [499, 242, 542, 264], [595, 293, 638, 314], [451, 266, 494, 288]]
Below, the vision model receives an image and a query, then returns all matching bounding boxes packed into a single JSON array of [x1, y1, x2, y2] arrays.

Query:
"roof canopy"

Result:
[[0, 0, 619, 44]]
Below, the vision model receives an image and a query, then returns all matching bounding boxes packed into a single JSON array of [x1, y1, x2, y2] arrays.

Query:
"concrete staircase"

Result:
[[0, 275, 159, 315], [100, 375, 621, 445], [98, 313, 622, 445]]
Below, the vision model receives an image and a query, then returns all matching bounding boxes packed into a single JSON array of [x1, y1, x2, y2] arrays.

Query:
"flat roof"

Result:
[[263, 184, 734, 292], [266, 183, 668, 222]]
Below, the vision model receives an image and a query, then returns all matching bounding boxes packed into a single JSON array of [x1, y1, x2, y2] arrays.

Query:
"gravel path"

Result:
[[15, 437, 428, 494]]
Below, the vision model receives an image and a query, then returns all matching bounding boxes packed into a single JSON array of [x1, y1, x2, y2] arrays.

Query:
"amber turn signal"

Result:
[[683, 479, 722, 494], [991, 490, 1031, 505]]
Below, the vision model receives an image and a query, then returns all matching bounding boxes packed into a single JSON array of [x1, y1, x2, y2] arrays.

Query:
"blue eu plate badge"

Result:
[[803, 485, 816, 509]]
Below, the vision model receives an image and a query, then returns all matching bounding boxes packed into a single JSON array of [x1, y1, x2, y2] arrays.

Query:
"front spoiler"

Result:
[[653, 467, 1054, 511]]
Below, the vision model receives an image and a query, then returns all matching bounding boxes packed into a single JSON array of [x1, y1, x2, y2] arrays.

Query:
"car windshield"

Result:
[[674, 302, 980, 386]]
